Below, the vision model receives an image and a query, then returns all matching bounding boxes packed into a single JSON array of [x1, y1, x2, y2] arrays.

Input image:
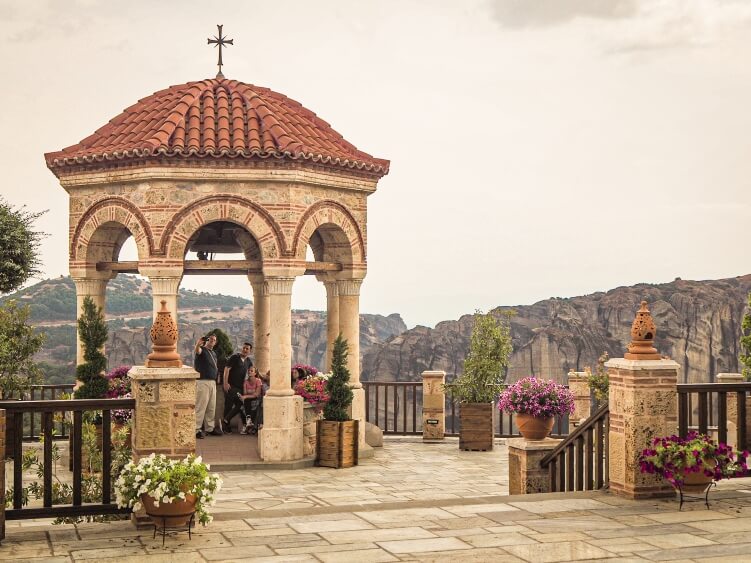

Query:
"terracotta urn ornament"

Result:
[[624, 301, 661, 360], [146, 300, 182, 368]]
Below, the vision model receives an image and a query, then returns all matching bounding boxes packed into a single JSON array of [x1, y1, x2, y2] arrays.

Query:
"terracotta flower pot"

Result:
[[680, 459, 716, 493], [141, 493, 197, 528], [516, 413, 555, 440]]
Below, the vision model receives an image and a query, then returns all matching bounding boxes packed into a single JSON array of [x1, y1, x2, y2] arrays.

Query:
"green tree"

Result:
[[741, 292, 751, 381], [206, 328, 233, 373], [74, 297, 108, 399], [0, 199, 45, 294], [0, 300, 45, 398], [452, 309, 514, 403], [323, 335, 353, 421]]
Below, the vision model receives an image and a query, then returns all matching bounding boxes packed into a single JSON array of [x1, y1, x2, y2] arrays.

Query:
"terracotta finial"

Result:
[[145, 300, 182, 368], [624, 300, 661, 360]]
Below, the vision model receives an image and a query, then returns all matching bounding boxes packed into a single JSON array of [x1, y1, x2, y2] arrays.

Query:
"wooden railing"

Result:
[[362, 381, 570, 438], [27, 384, 76, 440], [677, 383, 751, 447], [540, 402, 609, 493], [1, 398, 134, 521]]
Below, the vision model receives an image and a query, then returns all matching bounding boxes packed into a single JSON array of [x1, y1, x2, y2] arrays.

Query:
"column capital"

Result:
[[337, 279, 363, 296], [148, 276, 182, 295], [72, 277, 109, 295], [323, 280, 339, 297], [266, 277, 295, 295]]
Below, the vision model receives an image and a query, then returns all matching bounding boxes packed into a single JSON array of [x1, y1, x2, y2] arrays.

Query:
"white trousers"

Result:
[[195, 379, 217, 432]]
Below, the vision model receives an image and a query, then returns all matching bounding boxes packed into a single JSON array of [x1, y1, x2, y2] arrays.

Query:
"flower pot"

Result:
[[141, 493, 197, 528], [680, 459, 716, 493], [316, 419, 359, 468], [459, 403, 494, 451], [516, 413, 555, 440]]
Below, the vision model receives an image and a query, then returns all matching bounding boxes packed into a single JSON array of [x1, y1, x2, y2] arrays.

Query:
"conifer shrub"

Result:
[[75, 297, 108, 399], [323, 335, 353, 422]]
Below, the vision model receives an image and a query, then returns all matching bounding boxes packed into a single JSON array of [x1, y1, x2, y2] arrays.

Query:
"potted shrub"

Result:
[[451, 310, 513, 451], [115, 453, 222, 528], [498, 377, 575, 440], [317, 335, 358, 468], [639, 432, 749, 494]]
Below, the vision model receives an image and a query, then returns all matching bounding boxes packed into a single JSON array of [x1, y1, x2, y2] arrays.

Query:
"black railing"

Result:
[[677, 383, 751, 448], [1, 398, 134, 520], [362, 381, 570, 438], [540, 402, 609, 493], [28, 384, 76, 440]]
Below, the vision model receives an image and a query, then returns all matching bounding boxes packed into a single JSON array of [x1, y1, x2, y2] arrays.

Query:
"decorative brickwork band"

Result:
[[624, 301, 661, 360]]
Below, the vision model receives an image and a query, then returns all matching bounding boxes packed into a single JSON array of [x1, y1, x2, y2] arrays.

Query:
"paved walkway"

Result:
[[5, 437, 751, 562]]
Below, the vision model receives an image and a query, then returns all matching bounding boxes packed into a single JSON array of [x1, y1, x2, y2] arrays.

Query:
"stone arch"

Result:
[[292, 200, 365, 265], [161, 195, 286, 261], [71, 197, 153, 262]]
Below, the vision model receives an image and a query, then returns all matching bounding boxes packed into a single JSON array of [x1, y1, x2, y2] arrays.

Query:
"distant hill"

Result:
[[1, 275, 250, 322]]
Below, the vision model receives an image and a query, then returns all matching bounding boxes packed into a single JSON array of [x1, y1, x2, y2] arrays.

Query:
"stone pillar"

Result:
[[422, 371, 445, 440], [508, 437, 562, 494], [72, 277, 109, 365], [128, 366, 198, 460], [249, 275, 270, 375], [607, 300, 678, 499], [338, 278, 365, 449], [717, 372, 750, 449], [323, 280, 340, 372], [567, 370, 592, 433], [0, 409, 5, 542], [145, 274, 182, 322], [259, 277, 303, 462]]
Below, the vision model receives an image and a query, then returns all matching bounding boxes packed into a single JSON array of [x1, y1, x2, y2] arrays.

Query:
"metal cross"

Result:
[[207, 24, 234, 79]]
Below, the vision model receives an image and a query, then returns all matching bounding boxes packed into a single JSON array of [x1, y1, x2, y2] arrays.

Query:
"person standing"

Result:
[[240, 366, 263, 434], [221, 342, 253, 433], [194, 334, 222, 438]]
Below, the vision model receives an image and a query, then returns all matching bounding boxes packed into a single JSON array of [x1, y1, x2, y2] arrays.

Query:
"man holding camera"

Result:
[[194, 334, 222, 438]]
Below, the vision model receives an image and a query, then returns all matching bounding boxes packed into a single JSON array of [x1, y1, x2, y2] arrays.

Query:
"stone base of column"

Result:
[[128, 366, 198, 461], [350, 387, 366, 454], [422, 371, 446, 440], [508, 437, 562, 495], [259, 395, 304, 462]]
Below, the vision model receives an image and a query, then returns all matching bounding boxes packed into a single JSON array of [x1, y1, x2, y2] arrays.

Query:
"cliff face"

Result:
[[106, 310, 407, 370], [361, 275, 751, 384]]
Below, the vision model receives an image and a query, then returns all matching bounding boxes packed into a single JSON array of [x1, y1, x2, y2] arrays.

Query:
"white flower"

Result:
[[133, 501, 143, 511]]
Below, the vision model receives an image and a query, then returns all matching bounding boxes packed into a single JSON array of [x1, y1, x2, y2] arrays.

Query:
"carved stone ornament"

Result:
[[624, 300, 661, 360], [145, 300, 182, 368]]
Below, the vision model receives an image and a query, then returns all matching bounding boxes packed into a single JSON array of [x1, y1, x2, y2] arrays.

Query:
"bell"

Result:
[[188, 221, 244, 254]]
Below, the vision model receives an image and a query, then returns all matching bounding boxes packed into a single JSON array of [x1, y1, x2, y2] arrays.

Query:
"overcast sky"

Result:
[[1, 0, 750, 328]]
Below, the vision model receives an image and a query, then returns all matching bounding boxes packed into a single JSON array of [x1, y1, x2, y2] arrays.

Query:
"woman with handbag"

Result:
[[240, 366, 263, 435]]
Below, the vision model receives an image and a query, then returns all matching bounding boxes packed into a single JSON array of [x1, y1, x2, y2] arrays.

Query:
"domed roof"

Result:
[[45, 78, 389, 177]]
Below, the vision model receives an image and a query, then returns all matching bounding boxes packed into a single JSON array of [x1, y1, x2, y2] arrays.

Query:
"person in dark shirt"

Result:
[[194, 334, 222, 438], [221, 342, 253, 433]]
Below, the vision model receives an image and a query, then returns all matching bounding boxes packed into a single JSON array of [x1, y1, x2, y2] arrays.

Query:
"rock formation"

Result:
[[361, 275, 751, 384]]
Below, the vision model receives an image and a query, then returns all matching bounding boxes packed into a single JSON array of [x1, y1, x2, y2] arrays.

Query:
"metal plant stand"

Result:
[[677, 481, 716, 511], [149, 512, 196, 546]]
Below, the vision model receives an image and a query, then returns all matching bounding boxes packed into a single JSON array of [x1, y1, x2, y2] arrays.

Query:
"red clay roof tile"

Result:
[[45, 78, 389, 177]]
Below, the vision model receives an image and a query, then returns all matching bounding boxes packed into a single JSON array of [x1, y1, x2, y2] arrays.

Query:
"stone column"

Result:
[[567, 370, 592, 433], [338, 278, 365, 448], [323, 279, 340, 371], [249, 275, 270, 375], [717, 373, 750, 449], [128, 366, 198, 460], [259, 277, 303, 462], [146, 275, 182, 322], [508, 438, 562, 494], [422, 371, 446, 440], [72, 277, 109, 365], [607, 301, 679, 499]]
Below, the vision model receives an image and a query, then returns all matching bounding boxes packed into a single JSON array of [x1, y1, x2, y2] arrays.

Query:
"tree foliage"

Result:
[[741, 292, 751, 381], [452, 309, 514, 403], [206, 327, 234, 373], [0, 199, 45, 294], [323, 335, 353, 421], [75, 297, 108, 399], [0, 300, 45, 398]]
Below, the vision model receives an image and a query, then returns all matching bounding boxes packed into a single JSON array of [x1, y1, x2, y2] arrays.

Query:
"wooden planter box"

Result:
[[459, 402, 494, 451], [316, 419, 359, 468]]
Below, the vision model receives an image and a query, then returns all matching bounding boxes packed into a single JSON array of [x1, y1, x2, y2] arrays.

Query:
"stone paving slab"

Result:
[[5, 437, 751, 562]]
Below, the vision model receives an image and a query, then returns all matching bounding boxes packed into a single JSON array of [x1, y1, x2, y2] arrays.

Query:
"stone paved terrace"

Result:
[[5, 437, 751, 562]]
